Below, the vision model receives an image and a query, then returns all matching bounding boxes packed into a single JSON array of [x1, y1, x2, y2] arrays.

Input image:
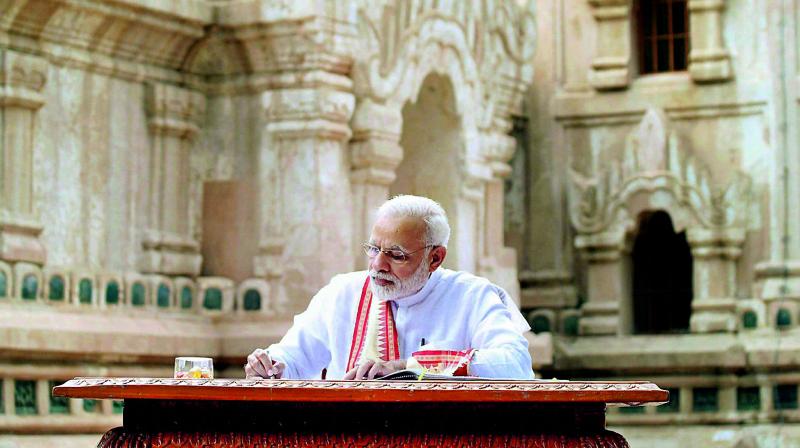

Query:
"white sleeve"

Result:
[[265, 280, 339, 379], [466, 287, 534, 380]]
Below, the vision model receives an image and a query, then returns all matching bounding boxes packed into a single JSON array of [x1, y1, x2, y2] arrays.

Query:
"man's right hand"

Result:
[[245, 348, 286, 379]]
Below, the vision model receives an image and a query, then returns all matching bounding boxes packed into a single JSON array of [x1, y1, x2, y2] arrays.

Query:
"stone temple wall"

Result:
[[0, 0, 546, 444], [500, 0, 800, 445]]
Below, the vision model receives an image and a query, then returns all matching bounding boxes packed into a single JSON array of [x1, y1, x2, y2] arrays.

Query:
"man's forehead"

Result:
[[369, 215, 425, 246]]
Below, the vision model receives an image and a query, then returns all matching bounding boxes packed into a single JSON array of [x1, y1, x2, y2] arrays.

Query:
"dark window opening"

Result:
[[636, 0, 689, 74], [632, 210, 693, 334]]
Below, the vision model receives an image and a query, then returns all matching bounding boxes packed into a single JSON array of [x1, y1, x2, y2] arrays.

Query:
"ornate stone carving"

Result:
[[570, 109, 754, 236], [570, 109, 754, 335]]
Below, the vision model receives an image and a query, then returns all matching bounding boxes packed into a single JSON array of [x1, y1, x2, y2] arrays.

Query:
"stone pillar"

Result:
[[688, 0, 733, 82], [140, 83, 205, 276], [687, 228, 743, 333], [480, 130, 520, 300], [254, 73, 356, 313], [587, 0, 630, 90], [0, 50, 48, 264], [576, 230, 630, 336], [349, 99, 404, 269], [756, 0, 800, 314]]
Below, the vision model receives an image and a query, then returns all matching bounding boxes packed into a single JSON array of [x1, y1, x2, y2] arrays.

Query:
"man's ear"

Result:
[[428, 246, 447, 271]]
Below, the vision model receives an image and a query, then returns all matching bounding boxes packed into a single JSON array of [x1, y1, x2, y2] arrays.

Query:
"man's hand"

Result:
[[245, 348, 286, 379], [343, 359, 406, 380]]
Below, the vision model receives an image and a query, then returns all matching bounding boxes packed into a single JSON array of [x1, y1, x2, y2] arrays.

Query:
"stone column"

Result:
[[140, 83, 205, 276], [587, 0, 630, 90], [687, 229, 743, 333], [480, 130, 520, 300], [0, 50, 48, 264], [253, 72, 356, 314], [688, 0, 733, 82], [576, 230, 630, 336], [756, 0, 800, 314], [349, 99, 404, 269]]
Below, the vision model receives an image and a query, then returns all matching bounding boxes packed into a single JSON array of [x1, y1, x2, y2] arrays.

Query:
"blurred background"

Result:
[[0, 0, 797, 446]]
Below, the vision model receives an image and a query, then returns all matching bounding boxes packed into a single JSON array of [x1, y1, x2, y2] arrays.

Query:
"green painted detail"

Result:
[[48, 276, 65, 301], [742, 311, 758, 329], [692, 387, 719, 413], [737, 387, 761, 411], [157, 284, 170, 308], [774, 384, 798, 410], [105, 281, 120, 305], [203, 288, 222, 310], [529, 315, 551, 333], [657, 388, 680, 413], [49, 381, 69, 414], [619, 406, 645, 414], [181, 286, 193, 309], [21, 275, 38, 300], [14, 380, 37, 415], [0, 271, 7, 298], [83, 399, 98, 413], [243, 289, 261, 311], [131, 283, 146, 307], [78, 279, 93, 304], [777, 308, 792, 328], [113, 400, 124, 414], [563, 316, 579, 336], [0, 379, 3, 414]]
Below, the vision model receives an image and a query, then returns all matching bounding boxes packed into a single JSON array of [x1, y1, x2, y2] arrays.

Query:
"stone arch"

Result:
[[571, 109, 753, 335], [349, 1, 535, 292]]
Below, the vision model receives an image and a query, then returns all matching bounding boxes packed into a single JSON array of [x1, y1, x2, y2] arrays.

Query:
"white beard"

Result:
[[369, 256, 431, 301]]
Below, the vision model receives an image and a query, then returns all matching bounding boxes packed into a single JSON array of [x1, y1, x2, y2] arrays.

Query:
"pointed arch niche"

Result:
[[570, 109, 753, 335], [348, 1, 536, 295]]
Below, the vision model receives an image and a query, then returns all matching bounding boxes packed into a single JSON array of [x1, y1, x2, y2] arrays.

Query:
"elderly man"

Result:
[[245, 195, 532, 380]]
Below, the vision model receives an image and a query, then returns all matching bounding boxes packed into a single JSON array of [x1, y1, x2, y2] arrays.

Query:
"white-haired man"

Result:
[[245, 195, 533, 380]]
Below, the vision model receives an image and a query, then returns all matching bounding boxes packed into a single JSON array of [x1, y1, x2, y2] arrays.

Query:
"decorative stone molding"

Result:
[[197, 277, 235, 314], [173, 276, 198, 311], [43, 267, 71, 304], [236, 279, 271, 315], [687, 0, 733, 82], [146, 275, 175, 310], [570, 109, 753, 335], [0, 50, 48, 265], [0, 260, 13, 299], [13, 262, 43, 301], [98, 273, 125, 308], [587, 0, 631, 90], [140, 83, 206, 277], [70, 270, 98, 306], [124, 273, 151, 308], [1, 0, 207, 80]]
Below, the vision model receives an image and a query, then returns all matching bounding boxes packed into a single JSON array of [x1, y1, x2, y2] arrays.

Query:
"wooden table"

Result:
[[53, 377, 668, 447]]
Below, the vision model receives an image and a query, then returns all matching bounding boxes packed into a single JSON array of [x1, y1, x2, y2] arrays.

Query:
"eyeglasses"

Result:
[[362, 243, 433, 264]]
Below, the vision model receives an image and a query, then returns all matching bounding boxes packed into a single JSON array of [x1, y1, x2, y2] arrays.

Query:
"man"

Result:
[[245, 195, 533, 380]]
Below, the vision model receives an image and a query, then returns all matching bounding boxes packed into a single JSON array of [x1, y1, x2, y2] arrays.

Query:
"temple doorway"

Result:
[[631, 210, 693, 334], [390, 74, 470, 271]]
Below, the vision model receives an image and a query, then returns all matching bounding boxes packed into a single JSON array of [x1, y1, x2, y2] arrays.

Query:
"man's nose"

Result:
[[370, 251, 392, 272]]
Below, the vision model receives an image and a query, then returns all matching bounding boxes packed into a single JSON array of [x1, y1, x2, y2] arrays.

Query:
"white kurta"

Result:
[[268, 268, 534, 380]]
